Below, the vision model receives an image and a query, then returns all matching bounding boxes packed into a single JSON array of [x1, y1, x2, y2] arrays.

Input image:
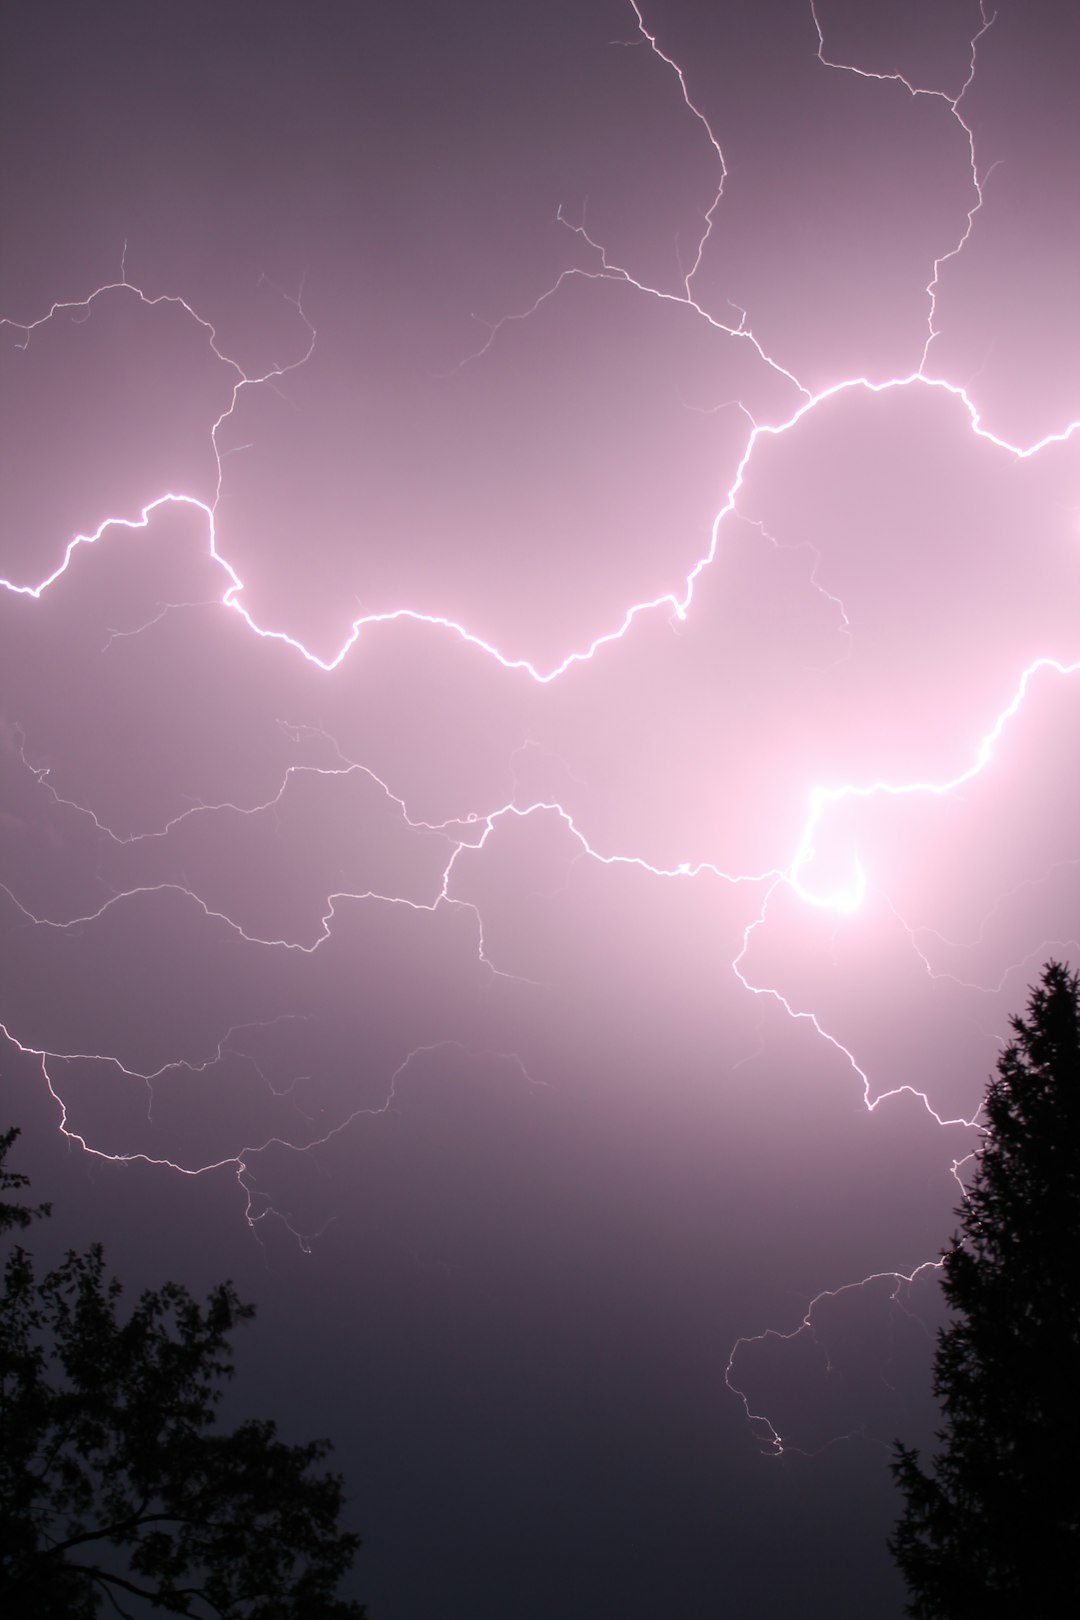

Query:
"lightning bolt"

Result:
[[1, 0, 1073, 1453], [0, 1010, 540, 1254]]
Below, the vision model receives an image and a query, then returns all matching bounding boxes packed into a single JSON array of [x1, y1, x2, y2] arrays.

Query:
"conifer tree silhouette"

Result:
[[890, 961, 1080, 1617]]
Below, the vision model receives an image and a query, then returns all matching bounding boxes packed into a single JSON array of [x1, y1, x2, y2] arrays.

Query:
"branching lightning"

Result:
[[1, 0, 1074, 1449]]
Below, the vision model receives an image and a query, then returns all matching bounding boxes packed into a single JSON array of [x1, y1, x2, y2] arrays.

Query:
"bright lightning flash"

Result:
[[1, 0, 1075, 1454]]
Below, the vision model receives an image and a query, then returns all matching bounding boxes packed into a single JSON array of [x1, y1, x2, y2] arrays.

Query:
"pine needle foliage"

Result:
[[890, 961, 1080, 1617]]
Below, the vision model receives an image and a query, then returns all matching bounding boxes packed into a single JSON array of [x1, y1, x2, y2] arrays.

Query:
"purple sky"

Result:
[[3, 2, 1079, 1614]]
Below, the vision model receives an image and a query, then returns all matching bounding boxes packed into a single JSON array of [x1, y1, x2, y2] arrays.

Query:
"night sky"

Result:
[[3, 3, 1080, 1615]]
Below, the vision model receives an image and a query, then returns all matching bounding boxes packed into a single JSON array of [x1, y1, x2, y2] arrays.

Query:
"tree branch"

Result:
[[65, 1562, 212, 1615], [44, 1507, 193, 1556]]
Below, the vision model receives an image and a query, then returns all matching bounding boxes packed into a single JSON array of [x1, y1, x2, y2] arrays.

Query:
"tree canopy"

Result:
[[0, 1128, 366, 1618], [890, 960, 1080, 1617]]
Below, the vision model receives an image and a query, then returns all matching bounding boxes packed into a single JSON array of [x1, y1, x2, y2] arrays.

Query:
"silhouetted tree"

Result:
[[890, 961, 1080, 1617], [0, 1125, 52, 1233], [0, 1128, 367, 1617]]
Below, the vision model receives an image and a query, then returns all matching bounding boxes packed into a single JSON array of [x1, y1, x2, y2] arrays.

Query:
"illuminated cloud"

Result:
[[2, 2, 1077, 1613]]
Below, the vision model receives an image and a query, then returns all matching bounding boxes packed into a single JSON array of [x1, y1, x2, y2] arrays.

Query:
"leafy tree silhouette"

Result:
[[0, 1128, 367, 1618], [890, 961, 1080, 1617]]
